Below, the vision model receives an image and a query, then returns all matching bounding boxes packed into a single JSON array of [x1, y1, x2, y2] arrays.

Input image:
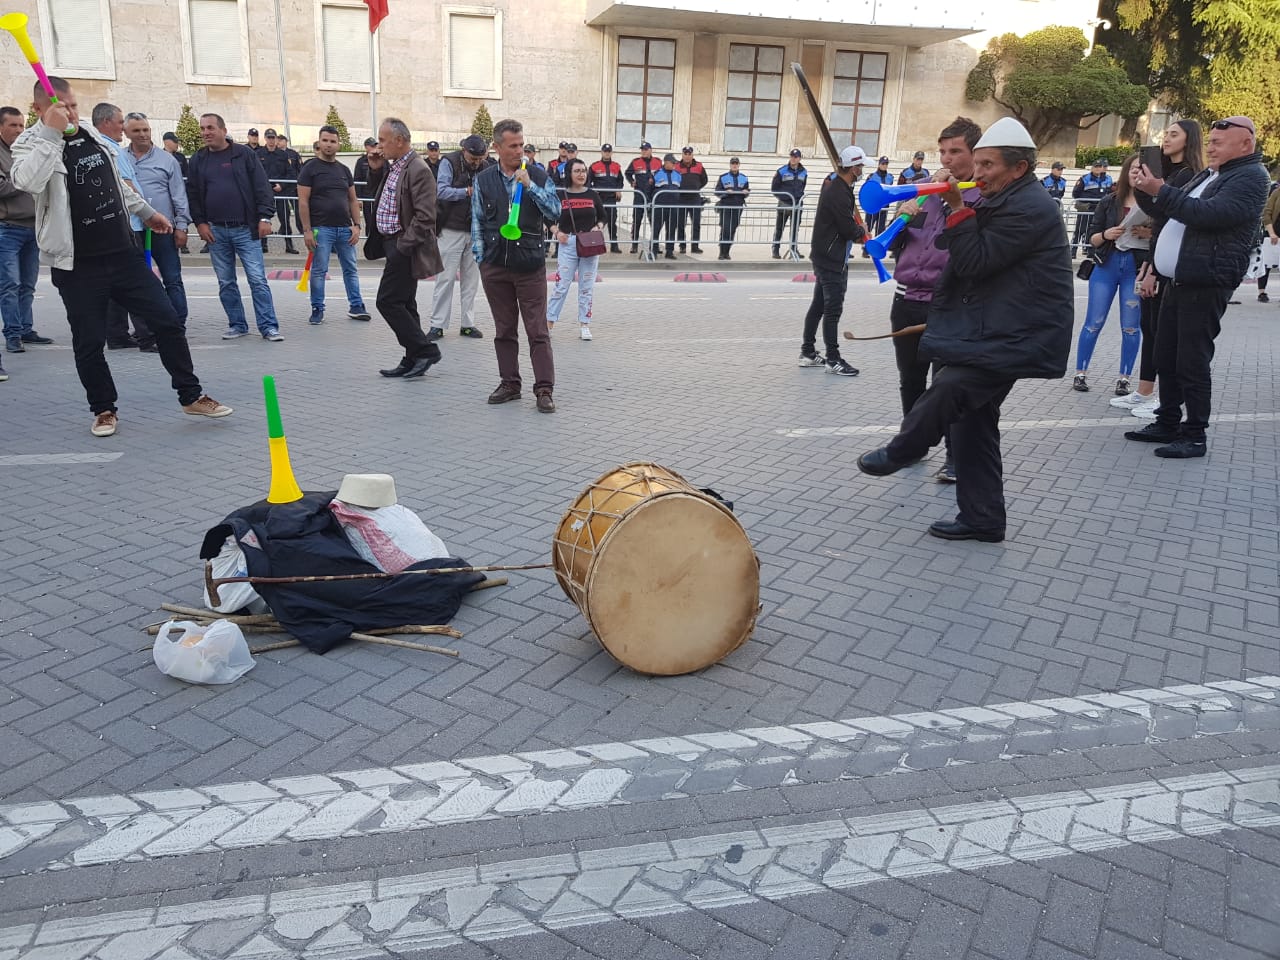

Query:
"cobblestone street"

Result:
[[1, 263, 1277, 959]]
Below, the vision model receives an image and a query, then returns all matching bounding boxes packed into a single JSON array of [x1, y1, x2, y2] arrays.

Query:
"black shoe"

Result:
[[1259, 292, 1270, 303], [459, 327, 484, 339], [857, 447, 910, 476], [1124, 422, 1180, 443], [107, 338, 138, 350], [691, 245, 703, 254], [935, 459, 957, 484], [771, 252, 782, 260], [401, 356, 438, 379], [427, 327, 444, 341], [928, 520, 1005, 543], [284, 244, 299, 255], [611, 245, 622, 254], [1155, 438, 1206, 458], [717, 254, 728, 261], [679, 245, 686, 253], [1072, 374, 1089, 392], [200, 243, 210, 253], [629, 245, 638, 254], [20, 331, 53, 344], [138, 342, 159, 353], [664, 252, 676, 260], [379, 361, 412, 378], [5, 337, 23, 353]]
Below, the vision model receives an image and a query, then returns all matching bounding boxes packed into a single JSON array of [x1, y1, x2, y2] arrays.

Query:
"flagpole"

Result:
[[369, 29, 377, 138], [272, 0, 291, 139]]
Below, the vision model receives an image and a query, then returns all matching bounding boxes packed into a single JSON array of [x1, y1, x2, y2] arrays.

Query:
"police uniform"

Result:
[[625, 146, 662, 251], [1071, 165, 1113, 254], [714, 164, 749, 259], [588, 145, 624, 252], [676, 151, 708, 252], [651, 159, 683, 258], [771, 153, 807, 257], [867, 161, 896, 236], [424, 141, 442, 181]]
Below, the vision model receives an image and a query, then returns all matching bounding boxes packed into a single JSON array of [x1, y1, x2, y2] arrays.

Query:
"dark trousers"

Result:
[[773, 207, 800, 255], [677, 204, 701, 246], [274, 197, 297, 243], [891, 296, 950, 456], [106, 299, 150, 345], [630, 191, 650, 242], [52, 249, 202, 414], [718, 207, 743, 256], [652, 202, 679, 254], [801, 263, 847, 362], [1154, 282, 1230, 438], [601, 200, 619, 245], [886, 365, 1016, 532], [376, 241, 440, 364], [480, 261, 555, 394], [1138, 283, 1163, 383]]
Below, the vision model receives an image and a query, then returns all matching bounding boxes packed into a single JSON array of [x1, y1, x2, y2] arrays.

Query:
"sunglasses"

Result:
[[1211, 120, 1250, 132]]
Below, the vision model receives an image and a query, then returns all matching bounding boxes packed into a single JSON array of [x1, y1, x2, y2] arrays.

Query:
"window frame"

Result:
[[722, 42, 785, 155], [314, 0, 381, 93], [36, 0, 116, 81], [614, 35, 678, 152], [177, 0, 251, 87], [441, 4, 503, 99], [828, 49, 889, 158], [819, 39, 902, 160]]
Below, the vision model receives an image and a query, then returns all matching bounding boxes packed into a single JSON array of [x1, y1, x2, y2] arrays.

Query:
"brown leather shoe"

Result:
[[536, 391, 556, 413], [488, 383, 522, 404]]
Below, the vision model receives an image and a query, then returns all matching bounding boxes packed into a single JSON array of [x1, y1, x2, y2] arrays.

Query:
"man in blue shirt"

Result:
[[714, 158, 749, 259], [123, 112, 190, 346], [1072, 159, 1113, 255], [651, 154, 682, 259], [1042, 161, 1067, 202], [771, 149, 807, 258]]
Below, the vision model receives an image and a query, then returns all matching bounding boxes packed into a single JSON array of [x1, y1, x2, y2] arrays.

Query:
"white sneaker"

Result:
[[1131, 402, 1158, 419], [580, 325, 592, 340], [1110, 391, 1156, 409]]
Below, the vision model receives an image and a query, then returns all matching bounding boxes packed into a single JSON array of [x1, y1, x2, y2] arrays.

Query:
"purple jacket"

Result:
[[892, 184, 983, 302]]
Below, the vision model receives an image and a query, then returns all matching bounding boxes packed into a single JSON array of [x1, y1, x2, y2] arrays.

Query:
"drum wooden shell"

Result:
[[553, 462, 760, 675]]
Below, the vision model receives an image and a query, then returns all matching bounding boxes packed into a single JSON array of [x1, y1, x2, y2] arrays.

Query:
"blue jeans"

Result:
[[547, 235, 598, 324], [311, 226, 366, 312], [209, 225, 278, 333], [1076, 249, 1141, 377], [134, 229, 187, 327], [0, 222, 40, 340]]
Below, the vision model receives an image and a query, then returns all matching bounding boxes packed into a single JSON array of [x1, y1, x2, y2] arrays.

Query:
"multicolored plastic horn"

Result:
[[263, 375, 304, 504], [296, 230, 318, 292], [858, 178, 981, 215], [0, 12, 75, 134], [865, 196, 927, 260], [499, 158, 526, 240], [144, 228, 153, 270]]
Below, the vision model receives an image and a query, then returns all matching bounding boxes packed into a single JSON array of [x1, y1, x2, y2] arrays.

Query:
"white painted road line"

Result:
[[2, 677, 1275, 874], [0, 453, 124, 465], [2, 766, 1275, 958], [777, 411, 1280, 438], [636, 336, 795, 344]]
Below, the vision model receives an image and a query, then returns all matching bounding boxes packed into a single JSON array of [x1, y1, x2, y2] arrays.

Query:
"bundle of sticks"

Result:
[[140, 577, 507, 658]]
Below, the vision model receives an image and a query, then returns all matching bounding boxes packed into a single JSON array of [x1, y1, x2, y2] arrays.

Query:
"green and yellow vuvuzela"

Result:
[[263, 375, 304, 504]]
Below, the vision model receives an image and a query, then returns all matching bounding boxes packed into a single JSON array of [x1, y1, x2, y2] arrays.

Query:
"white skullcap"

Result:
[[974, 117, 1036, 149]]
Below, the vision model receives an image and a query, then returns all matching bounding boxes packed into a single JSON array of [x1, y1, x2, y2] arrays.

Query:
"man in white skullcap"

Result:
[[856, 117, 1072, 542]]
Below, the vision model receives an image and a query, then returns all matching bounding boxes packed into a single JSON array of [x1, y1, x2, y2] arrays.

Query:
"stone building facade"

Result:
[[2, 0, 1109, 163]]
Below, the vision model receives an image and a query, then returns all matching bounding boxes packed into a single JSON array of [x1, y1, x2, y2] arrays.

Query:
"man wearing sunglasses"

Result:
[[1126, 116, 1268, 459]]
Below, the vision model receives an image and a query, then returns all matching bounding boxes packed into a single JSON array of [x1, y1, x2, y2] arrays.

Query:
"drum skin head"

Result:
[[584, 493, 759, 675]]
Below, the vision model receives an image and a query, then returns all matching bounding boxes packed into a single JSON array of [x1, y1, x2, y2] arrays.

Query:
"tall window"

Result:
[[615, 37, 675, 151], [443, 7, 502, 98], [38, 0, 113, 77], [187, 0, 247, 82], [723, 44, 783, 154], [830, 50, 887, 155], [320, 3, 373, 88]]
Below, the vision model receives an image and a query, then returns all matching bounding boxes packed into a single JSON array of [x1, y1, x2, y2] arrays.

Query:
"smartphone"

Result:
[[1140, 145, 1163, 176]]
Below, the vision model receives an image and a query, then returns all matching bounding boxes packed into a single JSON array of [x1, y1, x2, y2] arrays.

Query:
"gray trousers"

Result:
[[430, 228, 481, 331]]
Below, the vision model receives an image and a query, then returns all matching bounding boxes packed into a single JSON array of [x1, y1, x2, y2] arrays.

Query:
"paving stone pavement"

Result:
[[0, 265, 1277, 958]]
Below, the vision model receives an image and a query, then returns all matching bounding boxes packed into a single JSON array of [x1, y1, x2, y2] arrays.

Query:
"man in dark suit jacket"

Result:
[[365, 117, 444, 379]]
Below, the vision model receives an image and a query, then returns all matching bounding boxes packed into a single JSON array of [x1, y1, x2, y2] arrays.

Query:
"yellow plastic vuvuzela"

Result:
[[263, 375, 304, 504]]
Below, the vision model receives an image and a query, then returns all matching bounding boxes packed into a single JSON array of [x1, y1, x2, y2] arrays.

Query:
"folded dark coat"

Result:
[[201, 492, 483, 653]]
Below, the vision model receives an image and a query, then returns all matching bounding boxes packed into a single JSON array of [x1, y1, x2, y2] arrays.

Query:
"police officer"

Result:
[[715, 157, 749, 260], [548, 142, 569, 183], [651, 153, 682, 259], [898, 150, 930, 184], [588, 143, 624, 253], [626, 141, 662, 254], [676, 146, 708, 254], [866, 156, 896, 239], [523, 143, 545, 171], [1071, 158, 1113, 255], [258, 128, 298, 253], [551, 143, 579, 188], [424, 141, 442, 179], [1042, 160, 1067, 202], [771, 149, 807, 258]]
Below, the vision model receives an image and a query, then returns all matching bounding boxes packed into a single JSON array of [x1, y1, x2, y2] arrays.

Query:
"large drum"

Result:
[[553, 462, 760, 675]]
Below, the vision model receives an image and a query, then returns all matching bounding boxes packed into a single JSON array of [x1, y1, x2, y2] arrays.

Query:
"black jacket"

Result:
[[808, 174, 866, 271], [1135, 151, 1269, 288], [186, 142, 275, 227], [920, 172, 1073, 379], [1087, 192, 1150, 267]]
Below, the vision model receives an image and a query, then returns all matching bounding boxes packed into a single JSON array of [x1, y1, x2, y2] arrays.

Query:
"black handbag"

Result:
[[1076, 257, 1095, 280], [363, 229, 385, 261]]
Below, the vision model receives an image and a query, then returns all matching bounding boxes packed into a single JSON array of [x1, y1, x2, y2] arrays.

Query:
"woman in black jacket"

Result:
[[1072, 154, 1152, 395], [1115, 120, 1203, 416]]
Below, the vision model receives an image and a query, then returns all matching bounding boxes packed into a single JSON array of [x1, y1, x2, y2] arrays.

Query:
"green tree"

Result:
[[175, 105, 202, 155], [966, 26, 1150, 147], [471, 105, 493, 143], [25, 105, 38, 129], [324, 104, 352, 151]]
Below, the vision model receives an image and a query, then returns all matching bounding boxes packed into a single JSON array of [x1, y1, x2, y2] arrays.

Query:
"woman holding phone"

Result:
[[1114, 120, 1203, 416], [547, 159, 607, 340], [1073, 153, 1151, 395]]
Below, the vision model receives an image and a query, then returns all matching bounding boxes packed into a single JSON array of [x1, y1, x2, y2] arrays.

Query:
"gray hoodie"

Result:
[[0, 137, 36, 229]]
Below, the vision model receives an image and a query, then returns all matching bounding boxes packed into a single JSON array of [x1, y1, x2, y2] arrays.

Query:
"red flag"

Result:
[[363, 0, 388, 32]]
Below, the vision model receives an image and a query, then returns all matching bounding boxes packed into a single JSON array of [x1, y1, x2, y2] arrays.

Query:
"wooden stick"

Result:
[[160, 603, 277, 625], [349, 632, 460, 657], [470, 577, 508, 591], [363, 625, 463, 639], [843, 324, 926, 342], [249, 638, 303, 654]]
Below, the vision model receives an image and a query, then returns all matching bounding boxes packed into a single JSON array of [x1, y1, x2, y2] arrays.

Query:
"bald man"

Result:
[[1126, 116, 1268, 459]]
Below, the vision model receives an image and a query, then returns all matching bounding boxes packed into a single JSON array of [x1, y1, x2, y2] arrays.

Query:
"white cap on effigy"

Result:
[[336, 474, 398, 508], [975, 117, 1036, 149]]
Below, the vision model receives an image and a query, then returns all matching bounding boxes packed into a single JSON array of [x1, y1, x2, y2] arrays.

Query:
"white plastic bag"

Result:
[[203, 537, 270, 614], [329, 501, 449, 573], [153, 619, 255, 684]]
